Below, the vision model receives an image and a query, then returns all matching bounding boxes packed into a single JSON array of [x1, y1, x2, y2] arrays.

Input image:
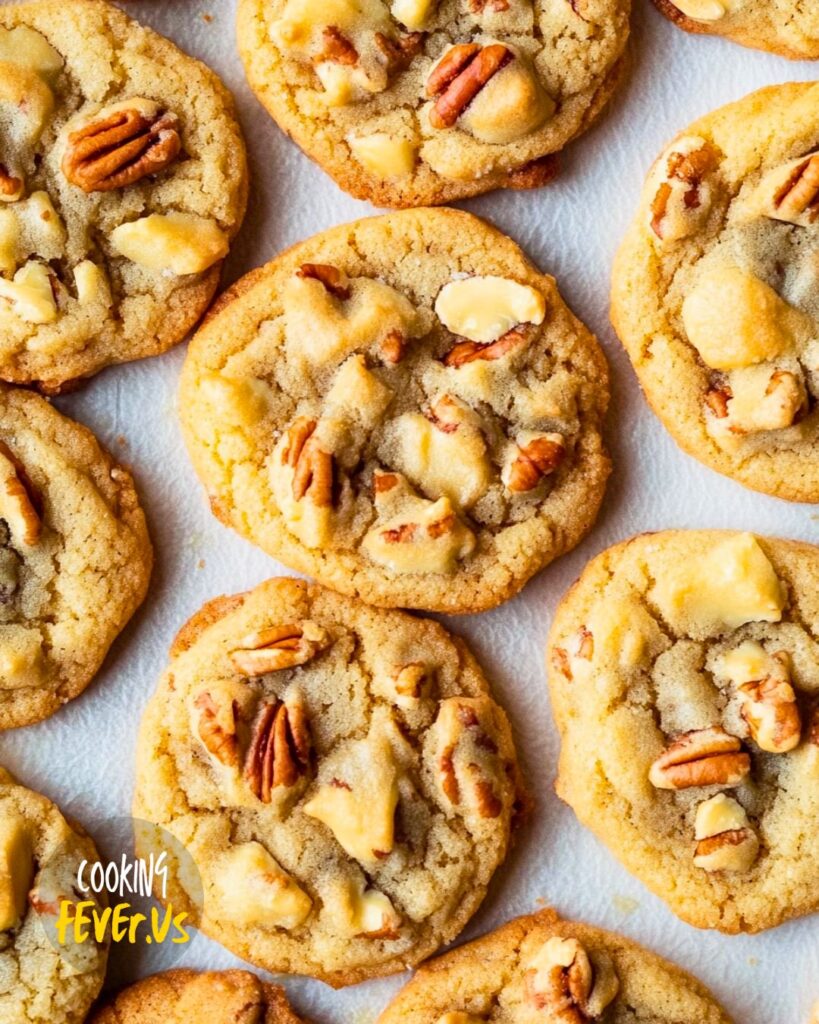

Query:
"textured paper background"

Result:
[[0, 1, 817, 1020]]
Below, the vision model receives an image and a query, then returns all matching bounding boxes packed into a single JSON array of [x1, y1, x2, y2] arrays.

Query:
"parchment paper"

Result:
[[0, 2, 816, 1020]]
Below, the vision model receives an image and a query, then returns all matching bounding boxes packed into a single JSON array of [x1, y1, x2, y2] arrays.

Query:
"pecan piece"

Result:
[[551, 626, 593, 681], [426, 43, 513, 130], [0, 441, 42, 548], [296, 262, 351, 300], [380, 330, 407, 364], [808, 704, 819, 746], [194, 692, 240, 768], [435, 699, 505, 819], [525, 936, 621, 1021], [230, 622, 328, 676], [0, 164, 23, 202], [442, 326, 528, 367], [244, 699, 311, 801], [282, 417, 334, 507], [648, 727, 750, 790], [738, 652, 801, 754], [374, 31, 425, 75], [469, 0, 510, 10], [650, 141, 718, 240], [693, 793, 759, 873], [504, 433, 566, 493], [774, 153, 819, 223], [705, 384, 731, 419], [62, 106, 181, 193]]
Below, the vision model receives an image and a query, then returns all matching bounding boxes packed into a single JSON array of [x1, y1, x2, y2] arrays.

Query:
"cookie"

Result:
[[180, 208, 610, 614], [88, 969, 304, 1024], [611, 83, 819, 503], [133, 576, 525, 986], [236, 0, 630, 208], [0, 0, 247, 391], [0, 385, 152, 729], [377, 907, 731, 1023], [651, 0, 819, 61], [0, 767, 108, 1024], [548, 530, 819, 934]]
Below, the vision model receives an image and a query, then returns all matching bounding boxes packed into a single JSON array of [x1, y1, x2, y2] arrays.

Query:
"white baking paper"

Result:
[[0, 1, 817, 1020]]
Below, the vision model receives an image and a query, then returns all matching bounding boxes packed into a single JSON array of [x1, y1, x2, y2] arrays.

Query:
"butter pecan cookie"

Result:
[[0, 385, 152, 729], [377, 907, 731, 1023], [236, 0, 630, 207], [548, 530, 819, 933], [0, 767, 108, 1024], [611, 84, 819, 502], [133, 576, 525, 986], [88, 969, 304, 1024], [180, 209, 610, 613], [0, 0, 247, 391], [651, 0, 819, 60]]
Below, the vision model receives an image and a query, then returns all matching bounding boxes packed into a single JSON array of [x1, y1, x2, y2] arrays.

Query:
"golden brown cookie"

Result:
[[612, 83, 819, 503], [548, 530, 819, 934], [0, 0, 247, 390], [180, 208, 610, 613], [133, 576, 525, 986], [377, 907, 732, 1023], [88, 969, 304, 1024], [651, 0, 819, 60], [237, 0, 630, 207], [0, 385, 152, 729]]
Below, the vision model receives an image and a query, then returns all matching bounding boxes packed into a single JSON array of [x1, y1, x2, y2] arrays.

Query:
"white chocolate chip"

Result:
[[435, 276, 545, 344]]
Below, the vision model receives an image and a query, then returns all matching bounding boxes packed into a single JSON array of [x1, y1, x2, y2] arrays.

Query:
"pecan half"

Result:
[[426, 43, 513, 130], [0, 441, 42, 548], [505, 433, 566, 493], [195, 691, 239, 767], [649, 727, 750, 790], [320, 26, 358, 66], [296, 263, 351, 300], [230, 623, 328, 676], [62, 106, 181, 193], [282, 417, 334, 507], [738, 651, 801, 754], [442, 326, 528, 367], [774, 154, 819, 223], [244, 699, 311, 801]]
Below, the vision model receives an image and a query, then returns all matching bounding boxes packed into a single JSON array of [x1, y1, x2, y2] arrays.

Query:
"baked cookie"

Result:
[[651, 0, 819, 61], [236, 0, 630, 207], [0, 767, 108, 1024], [0, 385, 152, 729], [548, 530, 819, 934], [611, 84, 819, 503], [0, 0, 247, 391], [88, 969, 304, 1024], [180, 209, 610, 614], [377, 907, 732, 1023], [133, 576, 525, 986]]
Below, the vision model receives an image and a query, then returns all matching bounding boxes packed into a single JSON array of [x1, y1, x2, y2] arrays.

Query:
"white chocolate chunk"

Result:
[[73, 260, 111, 308], [0, 261, 57, 324], [392, 0, 435, 28], [349, 133, 417, 179], [334, 877, 401, 938], [212, 842, 312, 929], [673, 0, 726, 20], [0, 27, 63, 78], [435, 276, 545, 344], [362, 493, 475, 574], [0, 814, 33, 931], [110, 214, 228, 275], [461, 56, 554, 145]]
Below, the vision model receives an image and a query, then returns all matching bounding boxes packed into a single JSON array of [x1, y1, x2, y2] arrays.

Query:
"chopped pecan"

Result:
[[774, 153, 819, 223], [808, 704, 819, 746], [738, 651, 801, 754], [426, 43, 513, 130], [0, 441, 42, 548], [426, 394, 462, 433], [282, 417, 334, 507], [442, 326, 527, 367], [437, 700, 503, 819], [62, 106, 181, 193], [230, 622, 328, 676], [705, 384, 731, 419], [650, 142, 718, 240], [525, 936, 594, 1021], [320, 26, 358, 66], [244, 699, 311, 801], [0, 164, 23, 202], [380, 330, 407, 364], [373, 470, 401, 494], [505, 433, 566, 493], [374, 31, 425, 75], [195, 691, 239, 767], [649, 727, 750, 790], [693, 793, 759, 873], [551, 626, 593, 681], [469, 0, 510, 10], [296, 262, 351, 300]]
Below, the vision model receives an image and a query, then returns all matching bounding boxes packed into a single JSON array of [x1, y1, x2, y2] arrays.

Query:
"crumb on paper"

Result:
[[197, 558, 206, 570], [202, 11, 213, 22], [116, 434, 127, 447], [349, 1013, 377, 1024], [747, 956, 759, 967], [535, 896, 548, 906], [612, 895, 640, 915]]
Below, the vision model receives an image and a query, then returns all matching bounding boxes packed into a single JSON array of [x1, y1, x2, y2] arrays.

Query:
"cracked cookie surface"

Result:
[[377, 907, 731, 1023], [0, 767, 108, 1024], [236, 0, 629, 207], [0, 385, 152, 729], [0, 0, 247, 390], [611, 84, 819, 502], [179, 208, 610, 614], [548, 530, 819, 933], [133, 576, 525, 987], [88, 969, 305, 1024], [651, 0, 819, 60]]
